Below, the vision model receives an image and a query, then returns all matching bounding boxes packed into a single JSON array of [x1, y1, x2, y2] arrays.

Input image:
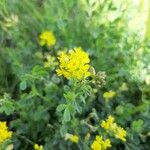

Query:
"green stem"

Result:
[[14, 133, 34, 145]]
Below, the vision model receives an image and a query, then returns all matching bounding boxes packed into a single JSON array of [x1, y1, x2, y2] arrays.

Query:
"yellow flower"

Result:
[[115, 127, 127, 142], [0, 121, 12, 144], [103, 139, 111, 149], [65, 133, 79, 144], [103, 90, 116, 100], [91, 136, 111, 150], [39, 31, 56, 47], [56, 47, 91, 80], [44, 54, 57, 68], [34, 144, 43, 150], [91, 139, 102, 150], [69, 135, 79, 143], [101, 116, 127, 142], [101, 115, 115, 130]]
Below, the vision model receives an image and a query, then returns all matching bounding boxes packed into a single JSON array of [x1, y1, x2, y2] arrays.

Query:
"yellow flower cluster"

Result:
[[101, 116, 127, 142], [91, 136, 111, 150], [39, 31, 56, 47], [34, 144, 43, 150], [56, 47, 91, 79], [103, 90, 116, 100], [0, 121, 12, 144]]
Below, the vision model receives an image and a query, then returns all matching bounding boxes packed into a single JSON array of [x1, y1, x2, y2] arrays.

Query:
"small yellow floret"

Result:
[[101, 115, 115, 130], [65, 133, 79, 144], [115, 127, 127, 142], [34, 144, 43, 150], [69, 135, 79, 143], [39, 31, 56, 47], [103, 91, 116, 100]]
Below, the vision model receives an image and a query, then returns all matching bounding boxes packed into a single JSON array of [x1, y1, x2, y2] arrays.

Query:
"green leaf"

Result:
[[33, 106, 48, 121], [45, 82, 58, 94], [19, 80, 27, 90], [56, 104, 66, 112], [32, 65, 48, 78], [0, 93, 15, 115], [63, 85, 70, 92], [64, 91, 76, 101], [75, 102, 82, 113], [131, 119, 144, 133], [63, 107, 70, 122], [60, 124, 68, 137]]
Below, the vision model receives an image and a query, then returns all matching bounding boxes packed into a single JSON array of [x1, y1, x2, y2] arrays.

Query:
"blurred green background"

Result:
[[0, 0, 150, 149]]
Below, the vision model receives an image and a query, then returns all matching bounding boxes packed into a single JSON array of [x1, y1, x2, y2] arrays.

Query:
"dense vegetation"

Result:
[[0, 0, 150, 150]]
